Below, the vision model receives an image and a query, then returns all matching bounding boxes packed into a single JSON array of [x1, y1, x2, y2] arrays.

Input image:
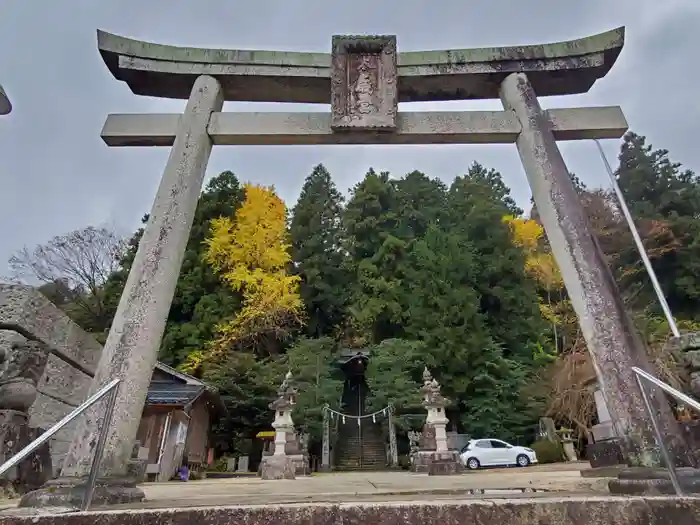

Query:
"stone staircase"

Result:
[[334, 421, 387, 471]]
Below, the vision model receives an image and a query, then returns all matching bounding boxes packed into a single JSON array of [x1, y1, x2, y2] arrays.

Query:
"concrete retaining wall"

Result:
[[2, 497, 700, 524], [0, 284, 100, 474]]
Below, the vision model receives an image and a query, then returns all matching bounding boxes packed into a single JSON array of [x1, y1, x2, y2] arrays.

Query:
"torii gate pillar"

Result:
[[500, 72, 694, 470], [20, 75, 223, 508]]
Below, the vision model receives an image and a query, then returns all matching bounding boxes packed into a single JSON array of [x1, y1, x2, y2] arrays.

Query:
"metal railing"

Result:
[[0, 378, 120, 512], [632, 366, 700, 496]]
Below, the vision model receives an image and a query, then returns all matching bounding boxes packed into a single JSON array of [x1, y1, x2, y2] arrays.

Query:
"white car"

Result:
[[459, 439, 538, 470]]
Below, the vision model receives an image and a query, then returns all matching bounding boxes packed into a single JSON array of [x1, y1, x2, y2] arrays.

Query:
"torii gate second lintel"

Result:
[[51, 26, 694, 505]]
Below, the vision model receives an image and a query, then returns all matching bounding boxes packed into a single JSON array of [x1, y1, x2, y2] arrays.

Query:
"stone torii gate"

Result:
[[24, 26, 695, 505]]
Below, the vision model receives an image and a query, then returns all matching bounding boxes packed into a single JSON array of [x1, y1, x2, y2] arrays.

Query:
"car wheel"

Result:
[[466, 457, 480, 470], [516, 454, 530, 467]]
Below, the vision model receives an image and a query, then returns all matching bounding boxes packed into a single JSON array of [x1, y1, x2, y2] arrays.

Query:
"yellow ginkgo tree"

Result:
[[204, 183, 304, 357], [502, 215, 564, 324]]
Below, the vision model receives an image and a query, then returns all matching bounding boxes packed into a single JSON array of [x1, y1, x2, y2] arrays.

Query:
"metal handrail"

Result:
[[632, 366, 700, 496], [0, 378, 120, 511]]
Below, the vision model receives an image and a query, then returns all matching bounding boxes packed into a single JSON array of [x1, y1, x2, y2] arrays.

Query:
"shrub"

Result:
[[212, 456, 231, 472], [529, 439, 564, 464]]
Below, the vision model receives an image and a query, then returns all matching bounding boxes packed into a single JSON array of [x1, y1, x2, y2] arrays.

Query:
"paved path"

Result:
[[109, 463, 607, 509], [0, 463, 606, 512]]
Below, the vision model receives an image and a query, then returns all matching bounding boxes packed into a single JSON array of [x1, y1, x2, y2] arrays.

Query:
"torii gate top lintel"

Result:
[[97, 26, 624, 104]]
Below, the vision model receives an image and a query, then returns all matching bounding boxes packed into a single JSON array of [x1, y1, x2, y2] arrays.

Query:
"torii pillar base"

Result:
[[609, 467, 700, 495], [18, 476, 144, 509]]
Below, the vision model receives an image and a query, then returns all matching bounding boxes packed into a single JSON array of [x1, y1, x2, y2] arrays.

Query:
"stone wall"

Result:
[[0, 284, 100, 474], [0, 497, 698, 524]]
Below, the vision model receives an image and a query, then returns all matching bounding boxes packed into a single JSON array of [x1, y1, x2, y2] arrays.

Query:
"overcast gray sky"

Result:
[[1, 0, 699, 276]]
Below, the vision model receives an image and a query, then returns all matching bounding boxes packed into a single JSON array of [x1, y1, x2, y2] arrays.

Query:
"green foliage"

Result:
[[284, 337, 344, 440], [340, 164, 548, 440], [617, 132, 700, 219], [392, 170, 448, 240], [394, 225, 525, 437], [290, 164, 350, 337], [343, 169, 398, 261], [529, 439, 564, 464], [615, 132, 700, 320], [344, 169, 404, 343], [364, 339, 423, 428], [203, 350, 283, 442], [447, 163, 546, 365]]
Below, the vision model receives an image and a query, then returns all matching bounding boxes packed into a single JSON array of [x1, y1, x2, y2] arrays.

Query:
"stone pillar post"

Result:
[[499, 72, 694, 470], [321, 405, 331, 472], [21, 75, 224, 508], [261, 372, 296, 480], [388, 407, 398, 468]]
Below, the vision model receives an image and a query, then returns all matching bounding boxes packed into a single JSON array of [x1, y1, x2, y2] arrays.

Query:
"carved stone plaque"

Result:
[[331, 35, 397, 131]]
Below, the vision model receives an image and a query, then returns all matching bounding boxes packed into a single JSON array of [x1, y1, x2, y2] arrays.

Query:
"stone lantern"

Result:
[[557, 428, 578, 462], [260, 371, 297, 480], [423, 368, 449, 453], [411, 368, 461, 475]]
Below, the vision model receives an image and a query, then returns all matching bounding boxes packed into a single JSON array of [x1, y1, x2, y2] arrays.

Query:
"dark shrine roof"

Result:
[[335, 349, 371, 367], [146, 381, 206, 407], [146, 362, 227, 417]]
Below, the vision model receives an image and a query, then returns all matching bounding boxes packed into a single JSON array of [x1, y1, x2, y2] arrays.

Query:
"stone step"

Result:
[[333, 463, 387, 472], [335, 453, 385, 460], [334, 425, 387, 472], [336, 449, 385, 457], [335, 454, 386, 463], [336, 456, 387, 465], [337, 445, 386, 453], [341, 437, 384, 444], [335, 461, 387, 469], [335, 452, 385, 459], [337, 441, 382, 448], [335, 452, 386, 464], [339, 447, 384, 454], [335, 456, 387, 465], [335, 457, 386, 465]]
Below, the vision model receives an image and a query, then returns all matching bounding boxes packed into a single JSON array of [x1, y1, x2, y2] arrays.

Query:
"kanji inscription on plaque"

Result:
[[330, 35, 398, 131]]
